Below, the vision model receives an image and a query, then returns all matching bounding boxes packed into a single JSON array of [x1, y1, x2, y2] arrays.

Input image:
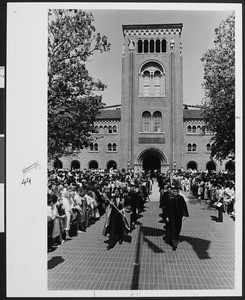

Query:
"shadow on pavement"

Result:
[[130, 222, 211, 289], [131, 223, 142, 290], [143, 237, 164, 253], [131, 225, 165, 289], [180, 235, 211, 259], [210, 215, 219, 222], [48, 256, 65, 270], [141, 226, 165, 237]]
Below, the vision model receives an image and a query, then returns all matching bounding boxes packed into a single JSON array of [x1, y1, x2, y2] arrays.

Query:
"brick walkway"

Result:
[[48, 181, 235, 291]]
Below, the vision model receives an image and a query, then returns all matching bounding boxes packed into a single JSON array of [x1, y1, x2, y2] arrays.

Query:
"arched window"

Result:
[[156, 39, 160, 53], [206, 161, 216, 172], [162, 39, 167, 52], [192, 126, 196, 133], [94, 126, 99, 133], [192, 143, 197, 151], [104, 126, 108, 133], [143, 71, 150, 96], [139, 62, 165, 97], [107, 160, 117, 170], [142, 111, 151, 132], [187, 125, 192, 133], [153, 111, 162, 132], [206, 143, 211, 151], [112, 143, 117, 151], [89, 160, 98, 169], [150, 39, 154, 53], [53, 159, 63, 169], [187, 161, 198, 170], [187, 143, 192, 151], [94, 143, 98, 151], [144, 40, 148, 53], [90, 143, 94, 151], [225, 161, 235, 172], [138, 40, 143, 53], [154, 71, 161, 95], [71, 160, 80, 170], [99, 126, 104, 133], [108, 125, 113, 133], [197, 126, 201, 134], [108, 143, 112, 151], [113, 125, 117, 133]]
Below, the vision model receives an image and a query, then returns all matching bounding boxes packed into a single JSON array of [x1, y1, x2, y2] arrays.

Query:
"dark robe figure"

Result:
[[164, 186, 189, 251], [102, 189, 130, 249], [128, 185, 139, 226], [159, 185, 170, 218]]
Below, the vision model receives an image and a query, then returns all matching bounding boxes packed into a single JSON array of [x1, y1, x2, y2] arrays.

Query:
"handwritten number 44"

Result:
[[21, 178, 31, 186]]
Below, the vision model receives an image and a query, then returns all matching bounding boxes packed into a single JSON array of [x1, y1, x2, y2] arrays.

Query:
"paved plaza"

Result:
[[48, 180, 235, 291]]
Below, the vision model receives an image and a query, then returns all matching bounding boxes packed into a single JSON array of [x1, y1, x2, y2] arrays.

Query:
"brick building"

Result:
[[51, 23, 234, 173]]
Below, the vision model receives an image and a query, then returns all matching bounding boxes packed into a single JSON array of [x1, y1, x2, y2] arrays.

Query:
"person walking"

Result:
[[164, 186, 189, 251], [215, 184, 224, 222], [102, 187, 130, 249], [159, 184, 170, 220]]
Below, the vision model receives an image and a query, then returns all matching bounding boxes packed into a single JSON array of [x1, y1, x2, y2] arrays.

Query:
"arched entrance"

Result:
[[89, 160, 98, 169], [206, 161, 216, 172], [225, 160, 235, 171], [143, 154, 161, 175], [53, 159, 63, 169], [70, 160, 80, 170], [136, 147, 168, 174], [187, 161, 198, 170], [107, 160, 117, 170]]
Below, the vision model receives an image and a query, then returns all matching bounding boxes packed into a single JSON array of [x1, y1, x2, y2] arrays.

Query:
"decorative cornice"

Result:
[[184, 120, 205, 124], [122, 23, 183, 36], [95, 120, 120, 125]]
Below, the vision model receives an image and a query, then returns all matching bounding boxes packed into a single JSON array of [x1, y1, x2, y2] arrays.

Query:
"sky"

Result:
[[84, 9, 232, 106]]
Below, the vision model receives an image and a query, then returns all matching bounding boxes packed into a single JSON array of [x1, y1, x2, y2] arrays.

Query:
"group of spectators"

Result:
[[47, 167, 236, 251], [157, 169, 236, 221], [47, 168, 153, 252]]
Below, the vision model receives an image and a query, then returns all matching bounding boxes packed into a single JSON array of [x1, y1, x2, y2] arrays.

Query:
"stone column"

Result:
[[128, 39, 135, 168], [170, 38, 175, 170]]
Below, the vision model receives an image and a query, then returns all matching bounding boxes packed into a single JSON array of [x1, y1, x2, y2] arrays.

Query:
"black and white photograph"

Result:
[[6, 2, 242, 298]]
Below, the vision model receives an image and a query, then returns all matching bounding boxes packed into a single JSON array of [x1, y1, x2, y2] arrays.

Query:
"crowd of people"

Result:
[[47, 168, 152, 252], [157, 169, 236, 222], [47, 167, 236, 252]]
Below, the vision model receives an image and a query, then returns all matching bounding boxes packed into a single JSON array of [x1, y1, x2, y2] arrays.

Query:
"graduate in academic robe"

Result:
[[102, 187, 130, 249], [164, 185, 189, 251]]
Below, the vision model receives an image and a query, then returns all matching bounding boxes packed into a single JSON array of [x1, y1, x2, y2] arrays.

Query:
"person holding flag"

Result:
[[102, 187, 130, 249]]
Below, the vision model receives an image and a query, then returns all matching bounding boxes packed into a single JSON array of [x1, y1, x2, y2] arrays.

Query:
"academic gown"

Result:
[[164, 194, 189, 244], [102, 197, 130, 241]]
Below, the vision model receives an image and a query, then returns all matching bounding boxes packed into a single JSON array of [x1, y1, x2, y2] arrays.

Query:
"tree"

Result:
[[48, 9, 110, 160], [201, 12, 235, 161]]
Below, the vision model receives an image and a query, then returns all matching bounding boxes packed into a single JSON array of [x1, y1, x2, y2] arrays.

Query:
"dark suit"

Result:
[[164, 193, 189, 248], [160, 190, 170, 209], [128, 190, 138, 224]]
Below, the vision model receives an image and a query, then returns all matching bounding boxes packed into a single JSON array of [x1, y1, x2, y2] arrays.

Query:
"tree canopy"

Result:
[[201, 12, 235, 161], [48, 9, 110, 160]]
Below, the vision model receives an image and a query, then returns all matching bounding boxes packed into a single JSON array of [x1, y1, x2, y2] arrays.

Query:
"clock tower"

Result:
[[120, 23, 184, 173]]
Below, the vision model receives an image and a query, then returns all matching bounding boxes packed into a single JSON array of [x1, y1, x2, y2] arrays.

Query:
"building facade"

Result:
[[51, 23, 234, 173]]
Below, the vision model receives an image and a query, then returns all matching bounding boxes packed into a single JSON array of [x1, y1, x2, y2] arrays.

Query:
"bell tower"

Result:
[[120, 23, 183, 172]]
